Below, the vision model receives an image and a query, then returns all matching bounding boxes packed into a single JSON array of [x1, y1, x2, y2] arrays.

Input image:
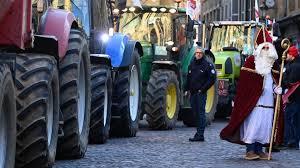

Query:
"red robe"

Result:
[[220, 56, 283, 145]]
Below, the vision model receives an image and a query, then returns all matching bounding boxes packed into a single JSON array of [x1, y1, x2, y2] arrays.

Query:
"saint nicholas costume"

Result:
[[220, 28, 283, 160]]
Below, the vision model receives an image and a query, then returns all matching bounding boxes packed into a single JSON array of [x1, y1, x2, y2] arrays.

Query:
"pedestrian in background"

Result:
[[282, 45, 300, 150], [184, 47, 216, 142], [220, 29, 283, 160]]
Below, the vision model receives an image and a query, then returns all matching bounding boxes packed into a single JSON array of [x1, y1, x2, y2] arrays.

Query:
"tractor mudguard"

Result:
[[90, 54, 111, 66], [39, 8, 77, 59], [152, 61, 179, 73], [152, 60, 181, 88], [106, 33, 143, 68]]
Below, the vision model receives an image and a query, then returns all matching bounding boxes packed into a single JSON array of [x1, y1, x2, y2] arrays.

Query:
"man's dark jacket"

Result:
[[283, 57, 300, 102], [185, 57, 216, 94]]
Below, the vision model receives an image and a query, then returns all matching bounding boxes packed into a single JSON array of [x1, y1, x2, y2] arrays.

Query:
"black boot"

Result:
[[189, 133, 204, 142]]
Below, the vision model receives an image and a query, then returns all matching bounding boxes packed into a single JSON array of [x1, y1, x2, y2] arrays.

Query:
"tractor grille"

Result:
[[215, 64, 222, 69]]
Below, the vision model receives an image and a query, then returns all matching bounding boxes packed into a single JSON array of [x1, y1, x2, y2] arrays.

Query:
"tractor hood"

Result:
[[213, 51, 241, 78]]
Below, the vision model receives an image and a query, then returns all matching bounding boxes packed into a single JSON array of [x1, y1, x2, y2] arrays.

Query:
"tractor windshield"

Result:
[[210, 25, 257, 55], [119, 12, 173, 46]]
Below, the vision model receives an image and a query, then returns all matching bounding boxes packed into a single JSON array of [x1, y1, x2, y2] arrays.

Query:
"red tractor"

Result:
[[0, 0, 143, 167], [0, 0, 91, 167]]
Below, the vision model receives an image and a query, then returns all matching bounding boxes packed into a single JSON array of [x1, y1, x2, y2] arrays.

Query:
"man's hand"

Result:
[[274, 86, 283, 95]]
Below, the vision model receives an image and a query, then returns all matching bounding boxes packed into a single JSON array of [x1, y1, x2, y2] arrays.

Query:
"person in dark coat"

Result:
[[282, 45, 300, 150], [185, 47, 216, 142]]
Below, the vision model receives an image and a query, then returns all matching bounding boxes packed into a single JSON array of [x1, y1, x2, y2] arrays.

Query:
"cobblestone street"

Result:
[[54, 120, 299, 168]]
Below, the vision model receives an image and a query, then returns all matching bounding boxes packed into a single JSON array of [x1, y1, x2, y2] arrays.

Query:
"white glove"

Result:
[[274, 86, 283, 95]]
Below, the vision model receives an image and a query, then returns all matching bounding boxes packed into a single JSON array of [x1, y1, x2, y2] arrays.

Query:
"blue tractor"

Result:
[[62, 0, 143, 145]]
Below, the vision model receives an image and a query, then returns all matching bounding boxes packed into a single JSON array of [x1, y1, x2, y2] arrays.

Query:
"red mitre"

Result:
[[255, 27, 273, 47]]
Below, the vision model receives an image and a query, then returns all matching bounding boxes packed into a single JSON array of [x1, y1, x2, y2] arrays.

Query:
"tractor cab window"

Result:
[[210, 25, 256, 55], [173, 16, 187, 47], [71, 0, 90, 35], [119, 12, 173, 46]]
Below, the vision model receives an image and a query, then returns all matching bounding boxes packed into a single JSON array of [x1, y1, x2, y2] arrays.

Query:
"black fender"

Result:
[[120, 40, 143, 67], [205, 49, 215, 63], [152, 60, 182, 90], [31, 35, 59, 62], [90, 54, 112, 66]]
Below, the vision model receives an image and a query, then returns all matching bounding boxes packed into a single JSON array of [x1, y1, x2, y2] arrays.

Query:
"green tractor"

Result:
[[118, 4, 218, 129], [208, 21, 261, 117]]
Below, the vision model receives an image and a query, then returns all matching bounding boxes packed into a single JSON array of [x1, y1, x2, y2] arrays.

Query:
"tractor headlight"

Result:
[[169, 8, 177, 14], [101, 34, 109, 43], [172, 47, 179, 52], [165, 41, 174, 46]]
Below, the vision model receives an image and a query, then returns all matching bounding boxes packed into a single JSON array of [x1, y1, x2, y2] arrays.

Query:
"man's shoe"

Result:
[[244, 151, 259, 160], [189, 136, 204, 142], [258, 152, 271, 160]]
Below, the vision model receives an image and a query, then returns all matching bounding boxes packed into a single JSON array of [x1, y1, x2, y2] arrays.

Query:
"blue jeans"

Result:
[[284, 101, 300, 145], [246, 142, 263, 153], [190, 92, 207, 137]]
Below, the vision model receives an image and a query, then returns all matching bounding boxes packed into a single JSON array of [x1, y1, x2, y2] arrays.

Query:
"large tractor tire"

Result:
[[0, 64, 16, 168], [89, 64, 112, 144], [110, 50, 141, 137], [56, 29, 91, 159], [182, 83, 218, 127], [15, 54, 59, 168], [145, 70, 180, 130]]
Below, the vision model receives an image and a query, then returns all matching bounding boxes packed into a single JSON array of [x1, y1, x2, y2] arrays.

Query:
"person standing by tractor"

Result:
[[220, 29, 283, 160], [282, 45, 300, 150], [185, 47, 216, 142]]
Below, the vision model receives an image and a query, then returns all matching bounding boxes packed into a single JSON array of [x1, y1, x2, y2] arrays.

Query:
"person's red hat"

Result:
[[288, 46, 299, 58], [255, 27, 273, 46]]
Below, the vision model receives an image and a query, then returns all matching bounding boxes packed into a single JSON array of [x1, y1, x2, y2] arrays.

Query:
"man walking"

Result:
[[185, 47, 216, 142], [282, 46, 300, 150]]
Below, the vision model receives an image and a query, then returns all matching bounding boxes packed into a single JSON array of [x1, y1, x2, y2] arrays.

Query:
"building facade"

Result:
[[202, 0, 254, 23]]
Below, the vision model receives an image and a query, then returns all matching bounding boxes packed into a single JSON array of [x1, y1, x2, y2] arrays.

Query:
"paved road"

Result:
[[54, 120, 299, 168]]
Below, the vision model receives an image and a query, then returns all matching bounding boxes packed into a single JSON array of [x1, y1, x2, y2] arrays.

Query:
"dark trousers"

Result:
[[284, 101, 300, 145], [190, 92, 207, 137], [246, 142, 263, 153]]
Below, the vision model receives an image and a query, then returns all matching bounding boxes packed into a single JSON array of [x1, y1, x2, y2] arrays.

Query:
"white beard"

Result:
[[254, 42, 278, 76], [255, 56, 275, 76]]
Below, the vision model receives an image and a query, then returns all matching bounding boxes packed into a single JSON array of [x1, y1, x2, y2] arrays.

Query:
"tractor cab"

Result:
[[118, 5, 196, 88], [118, 6, 192, 62]]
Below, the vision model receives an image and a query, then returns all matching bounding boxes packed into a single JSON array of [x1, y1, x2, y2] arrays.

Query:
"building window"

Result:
[[225, 5, 228, 19], [289, 0, 295, 11]]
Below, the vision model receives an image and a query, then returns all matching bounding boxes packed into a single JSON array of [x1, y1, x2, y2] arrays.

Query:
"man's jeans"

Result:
[[246, 142, 263, 153], [284, 101, 300, 145], [190, 92, 207, 137]]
